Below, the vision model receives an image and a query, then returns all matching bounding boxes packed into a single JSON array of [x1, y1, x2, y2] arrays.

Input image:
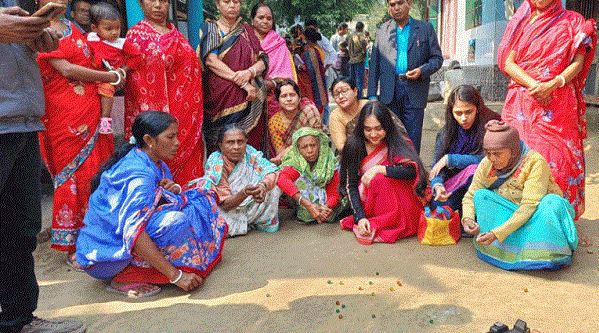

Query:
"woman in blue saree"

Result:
[[76, 111, 227, 297]]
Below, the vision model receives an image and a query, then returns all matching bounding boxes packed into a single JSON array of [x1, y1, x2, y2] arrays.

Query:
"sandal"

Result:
[[66, 253, 85, 272], [106, 282, 162, 298]]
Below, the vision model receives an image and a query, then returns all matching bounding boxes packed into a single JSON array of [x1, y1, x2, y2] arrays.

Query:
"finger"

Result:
[[3, 6, 29, 16]]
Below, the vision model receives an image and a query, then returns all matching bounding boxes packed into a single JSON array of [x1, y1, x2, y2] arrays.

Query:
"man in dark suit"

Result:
[[367, 0, 443, 153]]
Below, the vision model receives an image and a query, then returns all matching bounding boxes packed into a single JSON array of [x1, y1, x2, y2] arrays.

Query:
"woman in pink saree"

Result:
[[498, 0, 597, 219], [339, 101, 429, 244]]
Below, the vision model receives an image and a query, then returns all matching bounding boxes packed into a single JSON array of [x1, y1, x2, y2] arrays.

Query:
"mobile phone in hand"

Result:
[[32, 2, 66, 19]]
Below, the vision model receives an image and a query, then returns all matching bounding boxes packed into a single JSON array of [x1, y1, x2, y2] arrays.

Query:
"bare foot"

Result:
[[107, 281, 161, 298]]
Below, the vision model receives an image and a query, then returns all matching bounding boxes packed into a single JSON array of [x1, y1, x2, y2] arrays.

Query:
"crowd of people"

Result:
[[1, 0, 596, 331]]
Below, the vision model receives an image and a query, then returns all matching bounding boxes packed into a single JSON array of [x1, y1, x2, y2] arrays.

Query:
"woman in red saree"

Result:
[[198, 0, 268, 153], [36, 9, 115, 257], [125, 0, 205, 186], [339, 101, 429, 244], [498, 0, 597, 219]]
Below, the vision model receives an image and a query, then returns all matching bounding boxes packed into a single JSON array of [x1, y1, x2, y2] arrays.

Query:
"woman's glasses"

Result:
[[333, 87, 352, 99]]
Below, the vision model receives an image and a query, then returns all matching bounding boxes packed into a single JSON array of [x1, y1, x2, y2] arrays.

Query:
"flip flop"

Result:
[[106, 283, 162, 298], [66, 253, 85, 273]]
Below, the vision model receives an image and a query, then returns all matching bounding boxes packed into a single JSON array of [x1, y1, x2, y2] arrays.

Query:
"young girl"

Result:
[[429, 85, 500, 214], [87, 2, 141, 134], [339, 101, 429, 244]]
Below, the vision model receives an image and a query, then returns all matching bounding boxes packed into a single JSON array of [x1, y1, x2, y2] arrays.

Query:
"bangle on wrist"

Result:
[[173, 183, 182, 194], [240, 82, 248, 89], [297, 195, 304, 206], [109, 70, 122, 86], [249, 67, 257, 78], [556, 74, 565, 88], [169, 269, 183, 284], [117, 67, 127, 80]]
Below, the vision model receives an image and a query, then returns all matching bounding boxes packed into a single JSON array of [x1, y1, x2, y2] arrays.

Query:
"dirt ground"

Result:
[[32, 103, 599, 333]]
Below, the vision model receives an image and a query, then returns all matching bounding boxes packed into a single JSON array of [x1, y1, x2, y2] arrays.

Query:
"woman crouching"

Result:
[[76, 111, 227, 297]]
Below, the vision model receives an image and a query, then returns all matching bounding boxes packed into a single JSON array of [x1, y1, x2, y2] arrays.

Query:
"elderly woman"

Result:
[[192, 124, 281, 237], [76, 111, 227, 297], [268, 79, 323, 163], [198, 0, 268, 153], [277, 127, 344, 224], [462, 120, 578, 270], [125, 0, 205, 186], [36, 0, 116, 263], [339, 101, 429, 245], [429, 85, 500, 214], [498, 0, 597, 219]]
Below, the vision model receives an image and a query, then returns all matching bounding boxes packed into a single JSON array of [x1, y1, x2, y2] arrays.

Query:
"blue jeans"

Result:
[[0, 132, 41, 332], [349, 62, 365, 98], [386, 79, 425, 153]]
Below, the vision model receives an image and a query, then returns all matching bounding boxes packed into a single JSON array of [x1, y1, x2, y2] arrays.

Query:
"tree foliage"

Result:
[[203, 0, 380, 37]]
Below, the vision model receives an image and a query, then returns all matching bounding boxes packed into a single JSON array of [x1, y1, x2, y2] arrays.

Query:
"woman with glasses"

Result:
[[328, 77, 368, 152], [329, 77, 410, 153]]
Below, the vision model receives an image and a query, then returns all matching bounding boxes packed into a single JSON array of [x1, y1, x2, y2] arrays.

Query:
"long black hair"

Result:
[[90, 111, 178, 193], [437, 84, 501, 161], [339, 101, 428, 196]]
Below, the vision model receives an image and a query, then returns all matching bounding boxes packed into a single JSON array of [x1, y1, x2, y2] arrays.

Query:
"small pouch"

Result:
[[418, 205, 461, 246]]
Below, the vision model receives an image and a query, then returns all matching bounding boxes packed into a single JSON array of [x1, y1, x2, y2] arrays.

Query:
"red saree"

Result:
[[498, 0, 596, 219], [37, 22, 114, 252], [340, 145, 423, 244], [125, 20, 205, 185]]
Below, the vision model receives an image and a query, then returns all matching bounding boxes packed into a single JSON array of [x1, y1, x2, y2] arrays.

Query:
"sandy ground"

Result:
[[32, 103, 599, 332]]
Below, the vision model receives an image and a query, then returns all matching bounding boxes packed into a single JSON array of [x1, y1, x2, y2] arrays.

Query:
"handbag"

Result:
[[418, 205, 461, 246]]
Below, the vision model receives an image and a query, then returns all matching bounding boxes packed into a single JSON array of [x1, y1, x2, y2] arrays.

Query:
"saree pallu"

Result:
[[37, 22, 114, 252], [76, 149, 227, 283], [268, 98, 323, 153], [193, 146, 281, 236], [297, 45, 329, 115], [341, 145, 423, 244], [473, 189, 578, 270], [198, 20, 268, 152], [261, 30, 296, 83], [125, 20, 205, 186], [431, 164, 478, 213], [498, 0, 597, 218]]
